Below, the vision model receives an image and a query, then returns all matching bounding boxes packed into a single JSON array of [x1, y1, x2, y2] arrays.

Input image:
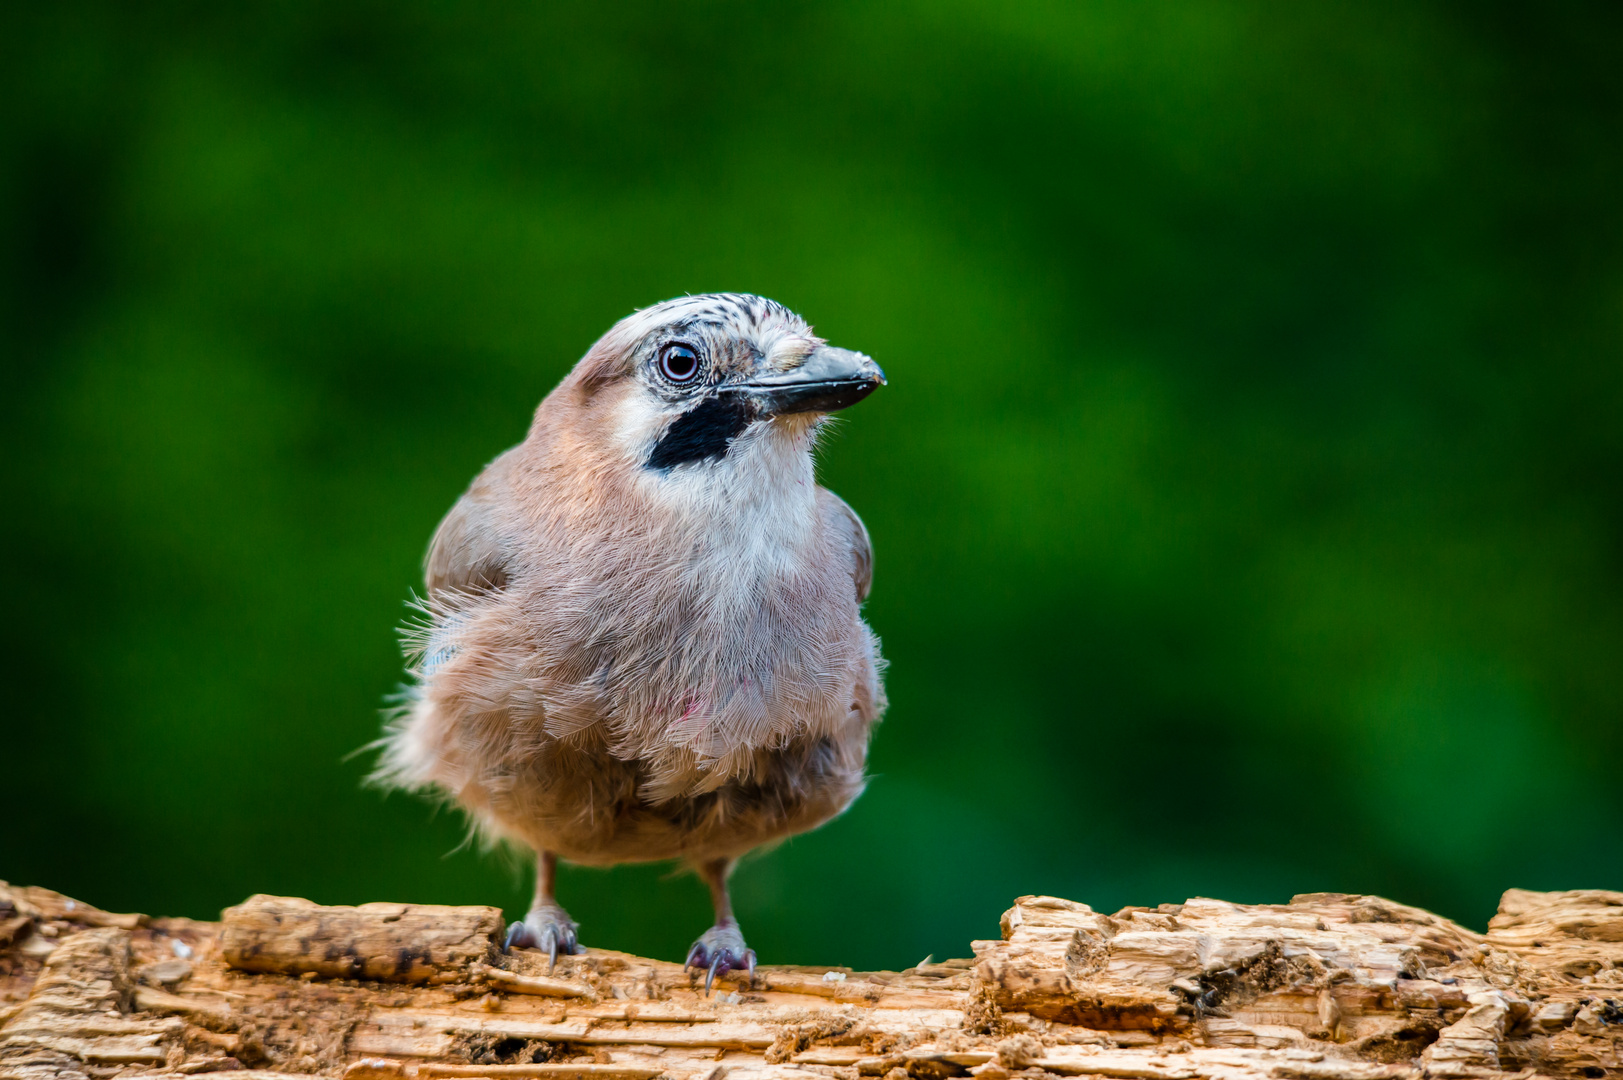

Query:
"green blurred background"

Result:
[[4, 2, 1621, 970]]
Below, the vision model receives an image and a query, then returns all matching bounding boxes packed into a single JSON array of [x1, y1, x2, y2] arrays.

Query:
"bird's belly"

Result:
[[396, 563, 885, 865], [492, 731, 869, 866]]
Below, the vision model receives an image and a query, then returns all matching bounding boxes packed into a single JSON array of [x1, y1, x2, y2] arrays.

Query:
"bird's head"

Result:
[[552, 294, 884, 480]]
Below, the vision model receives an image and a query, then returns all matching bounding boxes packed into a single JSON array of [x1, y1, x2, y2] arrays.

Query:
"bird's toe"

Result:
[[503, 904, 582, 972], [685, 923, 755, 994]]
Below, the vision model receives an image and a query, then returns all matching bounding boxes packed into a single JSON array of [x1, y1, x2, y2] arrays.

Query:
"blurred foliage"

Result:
[[4, 2, 1621, 970]]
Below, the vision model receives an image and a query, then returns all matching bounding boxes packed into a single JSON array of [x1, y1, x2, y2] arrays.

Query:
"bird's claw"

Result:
[[685, 924, 755, 994], [503, 905, 582, 973]]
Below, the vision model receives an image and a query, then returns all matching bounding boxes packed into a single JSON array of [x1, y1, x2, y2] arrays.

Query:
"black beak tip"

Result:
[[829, 374, 882, 412]]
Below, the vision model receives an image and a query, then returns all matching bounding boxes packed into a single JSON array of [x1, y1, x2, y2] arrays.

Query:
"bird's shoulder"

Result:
[[816, 487, 873, 604], [425, 449, 525, 600]]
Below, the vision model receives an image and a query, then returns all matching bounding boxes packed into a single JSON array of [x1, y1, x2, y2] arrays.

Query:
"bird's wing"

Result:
[[818, 487, 873, 603], [425, 478, 514, 600]]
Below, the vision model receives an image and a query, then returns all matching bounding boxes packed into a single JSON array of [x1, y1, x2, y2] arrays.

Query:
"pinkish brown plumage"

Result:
[[375, 294, 887, 983]]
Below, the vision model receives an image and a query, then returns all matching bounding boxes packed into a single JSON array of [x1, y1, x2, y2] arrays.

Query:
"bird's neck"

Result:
[[642, 419, 822, 559]]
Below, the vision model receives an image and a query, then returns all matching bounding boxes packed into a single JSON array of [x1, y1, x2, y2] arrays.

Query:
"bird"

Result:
[[374, 293, 887, 989]]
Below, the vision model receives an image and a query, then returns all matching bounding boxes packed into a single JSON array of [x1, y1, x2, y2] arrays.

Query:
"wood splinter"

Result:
[[472, 962, 596, 1000]]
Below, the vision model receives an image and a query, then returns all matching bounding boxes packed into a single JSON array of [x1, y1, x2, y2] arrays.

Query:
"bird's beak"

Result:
[[727, 346, 887, 417]]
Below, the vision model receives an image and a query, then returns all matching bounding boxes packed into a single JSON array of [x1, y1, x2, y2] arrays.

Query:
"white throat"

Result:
[[638, 416, 824, 596]]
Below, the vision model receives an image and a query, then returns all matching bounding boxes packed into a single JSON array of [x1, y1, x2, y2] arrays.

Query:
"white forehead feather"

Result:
[[597, 293, 820, 368]]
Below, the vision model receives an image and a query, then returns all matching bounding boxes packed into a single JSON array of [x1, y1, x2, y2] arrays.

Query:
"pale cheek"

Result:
[[611, 391, 674, 466]]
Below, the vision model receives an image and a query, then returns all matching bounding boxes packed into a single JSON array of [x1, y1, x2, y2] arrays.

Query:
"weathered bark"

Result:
[[219, 897, 504, 986], [3, 881, 1620, 1080]]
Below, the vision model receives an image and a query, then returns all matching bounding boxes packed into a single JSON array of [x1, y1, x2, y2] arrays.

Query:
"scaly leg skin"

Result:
[[685, 857, 756, 994], [504, 851, 583, 973]]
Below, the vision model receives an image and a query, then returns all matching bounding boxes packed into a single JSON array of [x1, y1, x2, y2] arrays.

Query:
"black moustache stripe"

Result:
[[646, 395, 754, 470]]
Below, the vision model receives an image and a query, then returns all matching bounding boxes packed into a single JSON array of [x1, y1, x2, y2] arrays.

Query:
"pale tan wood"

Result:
[[0, 924, 182, 1078], [418, 1064, 664, 1079], [0, 887, 145, 932], [473, 964, 597, 1000], [348, 1061, 665, 1080], [219, 896, 504, 985], [5, 881, 1622, 1080]]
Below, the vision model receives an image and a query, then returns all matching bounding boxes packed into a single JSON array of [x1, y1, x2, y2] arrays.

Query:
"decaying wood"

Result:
[[4, 881, 1621, 1080], [219, 897, 503, 985]]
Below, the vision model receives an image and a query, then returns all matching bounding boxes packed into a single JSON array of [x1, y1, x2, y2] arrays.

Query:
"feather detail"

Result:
[[371, 294, 886, 865]]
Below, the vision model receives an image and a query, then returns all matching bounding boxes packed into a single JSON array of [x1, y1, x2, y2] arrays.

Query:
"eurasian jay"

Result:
[[376, 294, 887, 987]]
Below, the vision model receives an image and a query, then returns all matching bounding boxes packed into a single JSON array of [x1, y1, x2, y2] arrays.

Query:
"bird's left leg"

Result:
[[504, 850, 582, 972], [685, 856, 756, 993]]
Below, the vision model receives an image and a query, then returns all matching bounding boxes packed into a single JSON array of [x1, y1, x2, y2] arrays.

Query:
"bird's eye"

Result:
[[658, 343, 701, 384]]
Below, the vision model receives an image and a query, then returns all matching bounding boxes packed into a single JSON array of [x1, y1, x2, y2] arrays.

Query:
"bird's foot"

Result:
[[504, 903, 582, 973], [685, 922, 756, 994]]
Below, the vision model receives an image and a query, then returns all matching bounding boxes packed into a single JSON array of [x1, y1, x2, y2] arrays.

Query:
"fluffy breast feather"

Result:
[[399, 413, 881, 808]]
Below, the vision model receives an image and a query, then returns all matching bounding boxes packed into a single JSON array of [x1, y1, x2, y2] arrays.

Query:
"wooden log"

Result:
[[219, 895, 504, 984], [4, 879, 1623, 1080]]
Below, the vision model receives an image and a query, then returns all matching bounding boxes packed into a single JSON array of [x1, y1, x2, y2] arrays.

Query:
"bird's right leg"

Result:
[[504, 850, 582, 971], [685, 856, 756, 993]]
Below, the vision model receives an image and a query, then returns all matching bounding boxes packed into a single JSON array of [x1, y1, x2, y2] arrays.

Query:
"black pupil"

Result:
[[663, 346, 697, 380]]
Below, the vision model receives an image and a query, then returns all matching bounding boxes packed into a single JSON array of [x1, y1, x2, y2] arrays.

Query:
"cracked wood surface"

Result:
[[3, 882, 1621, 1080]]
